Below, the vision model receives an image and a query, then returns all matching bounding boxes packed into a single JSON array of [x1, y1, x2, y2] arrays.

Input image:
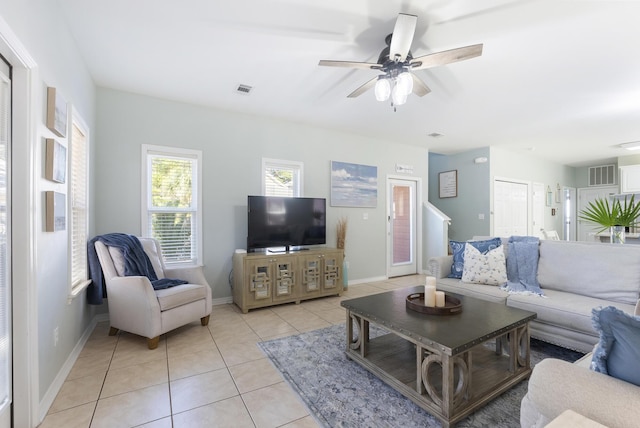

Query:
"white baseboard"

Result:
[[347, 276, 387, 286], [212, 296, 233, 306], [39, 314, 107, 422]]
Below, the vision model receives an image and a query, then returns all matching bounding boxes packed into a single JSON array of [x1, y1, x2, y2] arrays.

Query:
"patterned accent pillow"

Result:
[[461, 244, 507, 286], [448, 237, 502, 279], [591, 306, 640, 386]]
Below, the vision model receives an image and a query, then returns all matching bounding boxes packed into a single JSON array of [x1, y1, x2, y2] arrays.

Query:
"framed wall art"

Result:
[[45, 191, 66, 232], [439, 170, 457, 198], [45, 139, 67, 183], [46, 87, 68, 138], [330, 161, 378, 207]]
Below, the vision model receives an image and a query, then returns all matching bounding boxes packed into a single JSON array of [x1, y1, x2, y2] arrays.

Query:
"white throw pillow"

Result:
[[461, 244, 507, 286]]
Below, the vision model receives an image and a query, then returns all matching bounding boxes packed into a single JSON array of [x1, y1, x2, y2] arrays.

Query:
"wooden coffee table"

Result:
[[340, 286, 537, 428]]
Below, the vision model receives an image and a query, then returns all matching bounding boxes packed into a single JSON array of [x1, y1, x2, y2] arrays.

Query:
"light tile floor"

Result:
[[39, 275, 423, 428]]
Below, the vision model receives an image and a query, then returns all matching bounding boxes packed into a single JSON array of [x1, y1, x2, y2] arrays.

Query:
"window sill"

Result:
[[68, 279, 91, 304]]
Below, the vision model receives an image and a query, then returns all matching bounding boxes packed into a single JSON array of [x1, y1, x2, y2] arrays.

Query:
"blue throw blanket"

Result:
[[501, 236, 544, 296], [87, 233, 187, 305]]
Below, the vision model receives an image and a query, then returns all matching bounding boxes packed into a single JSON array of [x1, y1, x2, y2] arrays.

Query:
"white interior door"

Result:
[[563, 187, 577, 240], [0, 57, 11, 428], [532, 182, 545, 238], [388, 178, 417, 277], [494, 179, 529, 237], [577, 186, 618, 242]]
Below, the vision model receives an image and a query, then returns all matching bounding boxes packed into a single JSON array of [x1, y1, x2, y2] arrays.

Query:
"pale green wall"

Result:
[[429, 147, 491, 240], [0, 0, 98, 409], [95, 88, 430, 299], [429, 146, 577, 240]]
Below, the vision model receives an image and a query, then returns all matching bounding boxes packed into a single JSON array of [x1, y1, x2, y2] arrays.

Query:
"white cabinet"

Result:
[[620, 165, 640, 193]]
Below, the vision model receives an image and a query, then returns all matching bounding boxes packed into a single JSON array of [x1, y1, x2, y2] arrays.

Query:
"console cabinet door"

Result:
[[300, 254, 323, 295], [322, 251, 342, 291], [272, 256, 297, 302], [244, 257, 273, 306]]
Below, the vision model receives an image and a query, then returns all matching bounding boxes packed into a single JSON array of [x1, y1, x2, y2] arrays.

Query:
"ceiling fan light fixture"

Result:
[[391, 84, 408, 106], [396, 71, 413, 96], [374, 77, 391, 101]]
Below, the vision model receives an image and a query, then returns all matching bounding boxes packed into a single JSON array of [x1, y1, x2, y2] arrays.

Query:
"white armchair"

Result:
[[94, 237, 212, 349]]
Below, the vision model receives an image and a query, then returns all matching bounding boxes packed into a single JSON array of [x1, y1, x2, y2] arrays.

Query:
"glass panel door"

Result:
[[388, 179, 416, 277]]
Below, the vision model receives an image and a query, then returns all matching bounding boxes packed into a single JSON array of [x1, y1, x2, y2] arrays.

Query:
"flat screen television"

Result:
[[247, 196, 326, 252]]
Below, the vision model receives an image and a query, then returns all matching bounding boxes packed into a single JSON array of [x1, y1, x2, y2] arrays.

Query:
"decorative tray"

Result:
[[406, 292, 462, 315]]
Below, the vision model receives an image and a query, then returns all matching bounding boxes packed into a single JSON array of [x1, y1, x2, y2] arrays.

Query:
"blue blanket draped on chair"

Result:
[[501, 235, 544, 296], [87, 233, 187, 305]]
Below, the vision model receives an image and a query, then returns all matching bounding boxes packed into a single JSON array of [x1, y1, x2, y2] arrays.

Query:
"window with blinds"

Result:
[[262, 158, 303, 197], [142, 145, 202, 265], [69, 115, 90, 297]]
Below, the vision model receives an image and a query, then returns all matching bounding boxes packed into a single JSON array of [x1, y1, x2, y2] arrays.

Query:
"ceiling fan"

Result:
[[318, 13, 483, 108]]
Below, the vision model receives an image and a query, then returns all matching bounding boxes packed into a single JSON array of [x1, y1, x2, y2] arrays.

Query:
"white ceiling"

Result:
[[58, 0, 640, 167]]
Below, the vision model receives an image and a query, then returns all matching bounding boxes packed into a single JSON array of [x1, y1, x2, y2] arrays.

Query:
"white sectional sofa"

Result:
[[519, 301, 640, 428], [426, 239, 640, 353]]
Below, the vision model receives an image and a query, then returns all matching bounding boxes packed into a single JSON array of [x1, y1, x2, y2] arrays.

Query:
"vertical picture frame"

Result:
[[45, 139, 67, 183], [45, 191, 66, 232], [46, 87, 68, 138], [438, 170, 458, 198]]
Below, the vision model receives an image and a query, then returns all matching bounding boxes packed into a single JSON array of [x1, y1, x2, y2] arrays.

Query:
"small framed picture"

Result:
[[439, 170, 457, 198], [45, 191, 66, 232], [45, 139, 67, 183], [46, 87, 68, 138]]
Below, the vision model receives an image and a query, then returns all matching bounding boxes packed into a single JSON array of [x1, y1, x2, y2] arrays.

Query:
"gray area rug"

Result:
[[258, 323, 583, 428]]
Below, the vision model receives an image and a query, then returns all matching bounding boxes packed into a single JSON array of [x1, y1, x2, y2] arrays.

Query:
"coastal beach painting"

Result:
[[331, 161, 377, 207]]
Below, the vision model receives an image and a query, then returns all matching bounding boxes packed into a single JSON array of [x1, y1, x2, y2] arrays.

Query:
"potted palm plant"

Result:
[[579, 195, 640, 243]]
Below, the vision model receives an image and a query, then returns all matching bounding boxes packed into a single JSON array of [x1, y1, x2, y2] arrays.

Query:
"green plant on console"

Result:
[[578, 195, 640, 232]]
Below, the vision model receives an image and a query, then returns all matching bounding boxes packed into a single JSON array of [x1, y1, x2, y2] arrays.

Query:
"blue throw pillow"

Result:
[[590, 306, 640, 386], [448, 237, 502, 279]]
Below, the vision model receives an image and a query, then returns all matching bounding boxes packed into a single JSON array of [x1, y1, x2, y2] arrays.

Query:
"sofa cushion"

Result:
[[448, 237, 502, 279], [435, 277, 509, 304], [155, 283, 207, 311], [507, 289, 637, 337], [461, 244, 507, 286], [537, 240, 640, 305], [591, 306, 640, 386]]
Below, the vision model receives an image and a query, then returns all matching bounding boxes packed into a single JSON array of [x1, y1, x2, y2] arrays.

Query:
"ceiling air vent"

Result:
[[588, 164, 616, 186], [235, 84, 253, 95]]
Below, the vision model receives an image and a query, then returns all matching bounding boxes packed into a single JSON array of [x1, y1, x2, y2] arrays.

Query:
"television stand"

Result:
[[232, 248, 344, 313]]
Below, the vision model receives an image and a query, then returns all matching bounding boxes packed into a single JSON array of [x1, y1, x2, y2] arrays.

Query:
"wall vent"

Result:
[[588, 164, 616, 186], [235, 84, 253, 95]]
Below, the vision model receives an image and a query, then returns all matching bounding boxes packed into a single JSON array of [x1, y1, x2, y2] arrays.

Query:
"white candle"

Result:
[[435, 291, 445, 307], [424, 285, 436, 307], [425, 276, 437, 288]]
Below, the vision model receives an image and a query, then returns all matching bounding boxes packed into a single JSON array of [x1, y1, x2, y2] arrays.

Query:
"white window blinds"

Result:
[[262, 158, 303, 197], [144, 148, 201, 265], [70, 122, 88, 288]]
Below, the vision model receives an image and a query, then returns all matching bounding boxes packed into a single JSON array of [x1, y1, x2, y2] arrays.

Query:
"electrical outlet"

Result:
[[54, 327, 59, 347]]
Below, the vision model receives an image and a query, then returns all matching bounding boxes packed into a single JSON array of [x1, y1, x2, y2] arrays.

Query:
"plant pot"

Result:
[[611, 225, 626, 244]]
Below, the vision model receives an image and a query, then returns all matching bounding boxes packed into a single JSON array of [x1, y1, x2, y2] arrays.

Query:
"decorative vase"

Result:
[[343, 259, 348, 289], [610, 225, 625, 244]]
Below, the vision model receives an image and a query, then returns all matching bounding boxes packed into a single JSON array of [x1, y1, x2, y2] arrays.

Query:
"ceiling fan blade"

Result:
[[409, 44, 483, 70], [411, 74, 431, 97], [318, 60, 381, 70], [389, 13, 417, 62], [347, 77, 378, 98]]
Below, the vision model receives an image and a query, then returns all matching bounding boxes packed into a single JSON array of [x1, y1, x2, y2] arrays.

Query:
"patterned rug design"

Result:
[[258, 323, 584, 428]]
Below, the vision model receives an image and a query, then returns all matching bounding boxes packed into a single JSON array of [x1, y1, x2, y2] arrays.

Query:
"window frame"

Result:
[[68, 109, 91, 301], [141, 144, 203, 267], [262, 158, 304, 197]]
